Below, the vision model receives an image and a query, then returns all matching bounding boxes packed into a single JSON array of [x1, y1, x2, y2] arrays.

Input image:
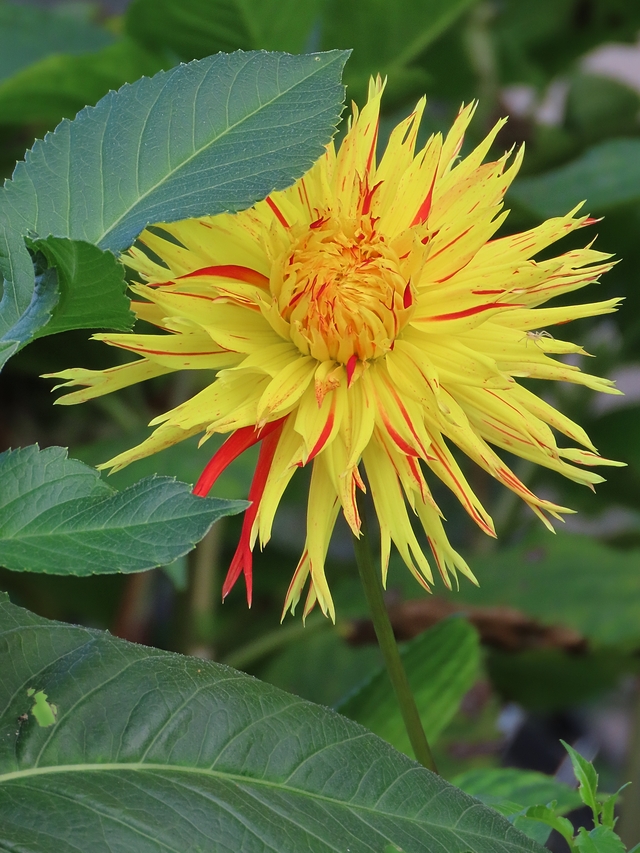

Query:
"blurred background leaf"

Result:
[[0, 1, 114, 83], [126, 0, 320, 58], [0, 38, 167, 127], [337, 617, 480, 758]]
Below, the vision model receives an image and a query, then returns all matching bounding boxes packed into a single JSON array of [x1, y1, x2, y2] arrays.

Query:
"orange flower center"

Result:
[[274, 216, 413, 364]]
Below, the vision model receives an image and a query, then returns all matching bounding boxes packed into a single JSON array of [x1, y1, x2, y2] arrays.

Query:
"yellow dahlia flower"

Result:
[[49, 79, 621, 620]]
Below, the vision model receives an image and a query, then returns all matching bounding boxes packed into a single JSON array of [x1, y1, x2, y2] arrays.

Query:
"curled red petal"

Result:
[[221, 419, 286, 606], [193, 417, 286, 497]]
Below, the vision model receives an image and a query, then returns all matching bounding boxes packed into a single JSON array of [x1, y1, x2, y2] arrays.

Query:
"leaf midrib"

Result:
[[93, 51, 341, 248], [0, 761, 502, 840]]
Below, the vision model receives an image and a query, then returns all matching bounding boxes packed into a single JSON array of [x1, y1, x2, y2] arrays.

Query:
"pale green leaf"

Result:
[[561, 741, 599, 816], [575, 826, 626, 853], [522, 804, 575, 846], [29, 237, 134, 337]]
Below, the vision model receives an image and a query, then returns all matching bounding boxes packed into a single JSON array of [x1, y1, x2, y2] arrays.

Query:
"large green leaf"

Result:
[[0, 445, 245, 575], [0, 49, 347, 366], [0, 38, 167, 127], [0, 595, 546, 853], [0, 49, 347, 252], [337, 617, 480, 757], [509, 139, 640, 219], [451, 768, 582, 847], [0, 1, 113, 83], [126, 0, 320, 59]]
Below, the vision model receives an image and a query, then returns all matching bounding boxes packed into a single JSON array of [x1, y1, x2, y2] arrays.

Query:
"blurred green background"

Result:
[[3, 0, 640, 840]]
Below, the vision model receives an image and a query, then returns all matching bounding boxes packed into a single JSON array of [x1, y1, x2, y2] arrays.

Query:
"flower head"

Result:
[[49, 79, 622, 620]]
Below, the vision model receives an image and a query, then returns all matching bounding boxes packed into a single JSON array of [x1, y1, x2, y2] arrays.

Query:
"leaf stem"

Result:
[[352, 510, 438, 773]]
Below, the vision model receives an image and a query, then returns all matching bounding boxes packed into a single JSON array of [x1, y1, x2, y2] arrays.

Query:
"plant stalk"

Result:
[[352, 514, 438, 773], [617, 678, 640, 846]]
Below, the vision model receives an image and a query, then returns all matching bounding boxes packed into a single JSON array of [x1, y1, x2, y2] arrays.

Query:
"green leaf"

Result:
[[0, 445, 245, 575], [0, 49, 347, 368], [599, 785, 628, 830], [321, 0, 476, 90], [453, 768, 581, 814], [0, 595, 548, 853], [0, 38, 167, 127], [126, 0, 320, 59], [1, 49, 347, 252], [0, 1, 113, 83], [0, 230, 59, 371], [29, 237, 134, 338], [509, 139, 640, 219], [561, 741, 599, 816], [521, 804, 576, 847], [575, 826, 626, 853], [336, 617, 480, 757], [511, 815, 553, 846]]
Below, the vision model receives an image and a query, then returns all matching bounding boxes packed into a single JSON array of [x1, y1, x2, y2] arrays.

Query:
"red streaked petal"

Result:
[[409, 167, 437, 227], [425, 302, 519, 322], [178, 265, 269, 287], [403, 282, 413, 309], [346, 354, 358, 387], [266, 196, 290, 229], [221, 420, 286, 605], [193, 416, 286, 497], [307, 407, 336, 463], [361, 180, 383, 216], [223, 540, 252, 606], [366, 115, 379, 173]]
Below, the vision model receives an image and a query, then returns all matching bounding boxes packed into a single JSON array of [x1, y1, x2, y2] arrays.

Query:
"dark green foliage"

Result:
[[0, 2, 113, 83], [126, 0, 320, 58], [510, 138, 640, 218], [0, 446, 245, 574], [446, 533, 640, 647], [0, 38, 168, 127]]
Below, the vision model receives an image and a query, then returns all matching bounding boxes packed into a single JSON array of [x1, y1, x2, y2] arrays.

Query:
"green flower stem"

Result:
[[352, 515, 438, 774]]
